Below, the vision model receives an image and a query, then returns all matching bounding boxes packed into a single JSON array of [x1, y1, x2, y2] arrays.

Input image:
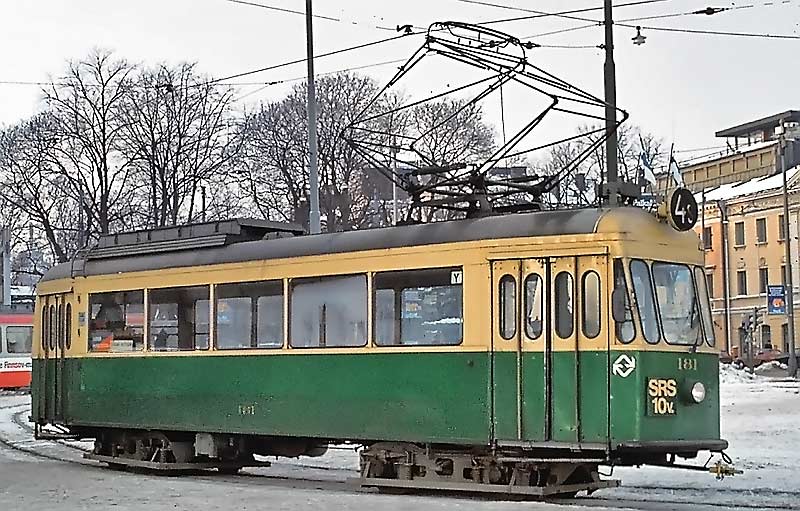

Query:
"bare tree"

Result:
[[0, 114, 79, 264], [120, 63, 242, 227], [44, 49, 137, 238]]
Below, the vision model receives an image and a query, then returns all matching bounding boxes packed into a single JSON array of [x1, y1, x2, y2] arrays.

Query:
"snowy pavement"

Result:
[[1, 369, 798, 510]]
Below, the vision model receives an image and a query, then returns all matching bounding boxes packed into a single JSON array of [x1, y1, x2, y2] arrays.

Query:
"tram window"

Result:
[[499, 275, 517, 340], [613, 260, 635, 343], [65, 303, 72, 350], [7, 326, 33, 354], [524, 274, 543, 340], [374, 268, 463, 346], [694, 267, 716, 346], [652, 262, 702, 346], [630, 260, 660, 344], [149, 286, 209, 351], [290, 274, 367, 348], [49, 305, 56, 350], [41, 304, 48, 351], [554, 272, 574, 338], [582, 271, 601, 339], [216, 280, 283, 349], [89, 291, 145, 352]]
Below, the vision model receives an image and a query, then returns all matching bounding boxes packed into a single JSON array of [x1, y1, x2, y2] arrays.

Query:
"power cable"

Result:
[[461, 0, 800, 40], [224, 0, 426, 32]]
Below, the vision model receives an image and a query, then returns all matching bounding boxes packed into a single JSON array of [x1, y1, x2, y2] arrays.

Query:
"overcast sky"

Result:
[[0, 0, 798, 159]]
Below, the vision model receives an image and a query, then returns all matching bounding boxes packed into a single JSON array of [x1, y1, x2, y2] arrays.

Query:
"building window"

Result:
[[706, 272, 714, 299], [702, 226, 713, 250], [737, 271, 748, 296], [761, 324, 772, 349], [149, 286, 210, 351], [374, 268, 463, 346], [89, 291, 145, 352], [782, 265, 787, 286], [756, 218, 767, 244], [779, 214, 786, 241], [759, 267, 769, 294], [734, 221, 745, 246], [215, 280, 283, 350], [291, 274, 367, 348]]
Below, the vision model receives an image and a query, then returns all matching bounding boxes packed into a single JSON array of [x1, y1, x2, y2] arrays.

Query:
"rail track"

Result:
[[1, 401, 796, 511]]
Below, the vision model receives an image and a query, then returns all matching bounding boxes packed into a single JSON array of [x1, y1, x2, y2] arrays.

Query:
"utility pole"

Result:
[[306, 0, 321, 234], [779, 132, 797, 377], [1, 226, 10, 306], [603, 0, 619, 207]]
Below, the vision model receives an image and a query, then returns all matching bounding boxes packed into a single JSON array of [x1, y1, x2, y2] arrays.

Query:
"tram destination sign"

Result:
[[767, 285, 786, 315], [666, 188, 698, 232]]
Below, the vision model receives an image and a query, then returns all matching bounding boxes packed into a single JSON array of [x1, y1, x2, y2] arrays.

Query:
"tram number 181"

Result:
[[647, 378, 677, 416]]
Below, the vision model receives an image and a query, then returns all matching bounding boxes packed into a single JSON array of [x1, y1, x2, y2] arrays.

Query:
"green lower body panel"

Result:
[[492, 351, 609, 444], [31, 349, 722, 452], [33, 352, 492, 444], [609, 350, 721, 445]]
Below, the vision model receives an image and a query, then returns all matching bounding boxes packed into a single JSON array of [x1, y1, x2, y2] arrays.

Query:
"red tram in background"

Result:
[[0, 305, 34, 389]]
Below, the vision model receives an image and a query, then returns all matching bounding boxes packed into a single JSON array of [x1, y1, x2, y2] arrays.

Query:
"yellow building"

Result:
[[675, 111, 800, 354]]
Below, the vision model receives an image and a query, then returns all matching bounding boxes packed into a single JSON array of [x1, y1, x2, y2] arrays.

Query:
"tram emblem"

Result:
[[612, 354, 636, 378]]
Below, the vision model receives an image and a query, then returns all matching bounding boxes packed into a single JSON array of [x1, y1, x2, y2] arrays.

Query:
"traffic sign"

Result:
[[767, 285, 786, 315]]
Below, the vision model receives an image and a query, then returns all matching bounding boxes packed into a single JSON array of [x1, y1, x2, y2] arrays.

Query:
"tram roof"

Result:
[[40, 207, 646, 282]]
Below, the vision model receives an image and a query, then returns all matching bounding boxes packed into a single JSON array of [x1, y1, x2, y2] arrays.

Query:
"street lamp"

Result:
[[777, 121, 800, 377]]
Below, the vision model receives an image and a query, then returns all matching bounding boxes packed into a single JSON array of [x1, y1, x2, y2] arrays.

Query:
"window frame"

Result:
[[734, 221, 745, 246], [694, 266, 716, 347], [6, 326, 33, 354], [629, 259, 661, 345], [702, 226, 713, 250], [613, 259, 636, 344], [756, 217, 767, 244], [372, 267, 464, 348], [147, 285, 210, 352], [290, 273, 369, 349], [214, 280, 284, 351], [524, 273, 544, 341], [652, 262, 704, 346], [737, 270, 748, 296], [759, 267, 769, 295], [581, 270, 601, 339], [778, 214, 786, 241], [499, 274, 517, 341], [554, 271, 574, 339]]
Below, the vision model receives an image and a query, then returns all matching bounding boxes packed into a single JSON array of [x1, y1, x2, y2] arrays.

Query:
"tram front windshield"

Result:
[[651, 262, 702, 345]]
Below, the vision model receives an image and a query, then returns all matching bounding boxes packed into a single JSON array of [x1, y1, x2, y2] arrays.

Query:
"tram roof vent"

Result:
[[87, 218, 305, 260]]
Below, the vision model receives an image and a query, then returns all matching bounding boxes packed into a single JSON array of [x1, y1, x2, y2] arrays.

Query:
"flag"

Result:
[[669, 155, 685, 187], [639, 152, 657, 187]]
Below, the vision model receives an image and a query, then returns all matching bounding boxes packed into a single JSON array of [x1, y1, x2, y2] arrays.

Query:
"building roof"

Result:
[[696, 165, 800, 203], [715, 110, 800, 138], [679, 139, 778, 168]]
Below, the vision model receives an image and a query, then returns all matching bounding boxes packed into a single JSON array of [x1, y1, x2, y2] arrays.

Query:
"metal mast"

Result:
[[603, 0, 619, 206], [306, 0, 321, 233]]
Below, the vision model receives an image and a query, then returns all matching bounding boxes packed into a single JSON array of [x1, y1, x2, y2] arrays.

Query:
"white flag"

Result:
[[640, 153, 657, 187], [669, 156, 685, 187]]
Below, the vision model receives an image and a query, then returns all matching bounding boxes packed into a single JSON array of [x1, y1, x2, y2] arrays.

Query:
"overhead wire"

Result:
[[459, 0, 800, 40]]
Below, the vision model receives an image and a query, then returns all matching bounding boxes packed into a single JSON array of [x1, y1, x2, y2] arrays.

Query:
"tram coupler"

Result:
[[708, 460, 742, 480]]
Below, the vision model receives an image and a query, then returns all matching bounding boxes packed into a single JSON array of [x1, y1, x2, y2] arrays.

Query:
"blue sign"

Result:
[[767, 285, 786, 315]]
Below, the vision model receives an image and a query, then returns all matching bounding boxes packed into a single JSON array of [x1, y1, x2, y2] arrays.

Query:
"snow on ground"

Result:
[[612, 364, 800, 508]]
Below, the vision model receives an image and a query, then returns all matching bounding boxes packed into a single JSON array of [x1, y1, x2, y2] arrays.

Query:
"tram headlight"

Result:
[[691, 382, 706, 403]]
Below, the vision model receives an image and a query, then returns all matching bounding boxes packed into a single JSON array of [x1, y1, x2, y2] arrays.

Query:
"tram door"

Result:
[[492, 255, 608, 444], [38, 294, 68, 424]]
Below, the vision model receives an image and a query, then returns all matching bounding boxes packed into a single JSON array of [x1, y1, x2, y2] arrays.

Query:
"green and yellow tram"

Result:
[[31, 205, 727, 496]]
